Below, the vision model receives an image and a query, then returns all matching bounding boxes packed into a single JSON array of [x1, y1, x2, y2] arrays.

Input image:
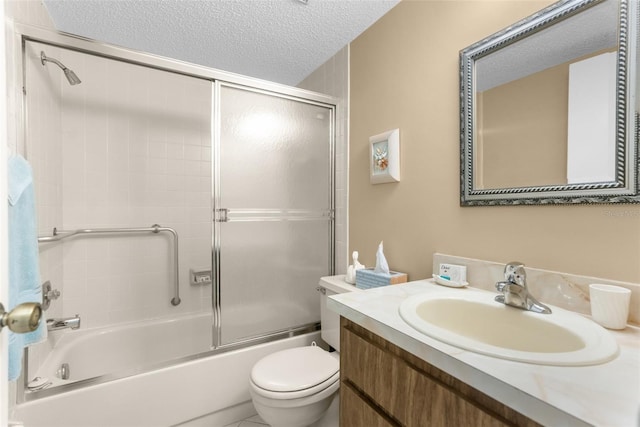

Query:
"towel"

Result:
[[7, 155, 47, 381]]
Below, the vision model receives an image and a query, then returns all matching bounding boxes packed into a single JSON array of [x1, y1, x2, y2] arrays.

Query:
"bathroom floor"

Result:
[[223, 395, 339, 427], [223, 414, 268, 427]]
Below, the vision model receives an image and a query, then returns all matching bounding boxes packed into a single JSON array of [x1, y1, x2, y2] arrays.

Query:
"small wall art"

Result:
[[369, 128, 400, 184]]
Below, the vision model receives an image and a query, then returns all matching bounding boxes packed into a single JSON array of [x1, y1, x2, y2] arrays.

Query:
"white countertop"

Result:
[[327, 278, 640, 427]]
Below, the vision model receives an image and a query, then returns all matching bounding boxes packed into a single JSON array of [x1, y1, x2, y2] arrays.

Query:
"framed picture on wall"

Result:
[[370, 128, 400, 184]]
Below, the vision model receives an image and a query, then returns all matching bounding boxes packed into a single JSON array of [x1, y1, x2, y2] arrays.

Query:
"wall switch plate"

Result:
[[439, 263, 467, 283], [190, 268, 212, 286]]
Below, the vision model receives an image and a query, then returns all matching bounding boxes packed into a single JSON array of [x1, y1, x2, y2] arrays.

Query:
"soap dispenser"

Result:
[[345, 251, 365, 284]]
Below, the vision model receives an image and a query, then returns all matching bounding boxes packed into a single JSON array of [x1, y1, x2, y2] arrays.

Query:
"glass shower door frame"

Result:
[[13, 22, 339, 402], [211, 81, 336, 349]]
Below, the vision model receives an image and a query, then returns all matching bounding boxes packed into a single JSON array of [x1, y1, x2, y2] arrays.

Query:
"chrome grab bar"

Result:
[[38, 224, 181, 306]]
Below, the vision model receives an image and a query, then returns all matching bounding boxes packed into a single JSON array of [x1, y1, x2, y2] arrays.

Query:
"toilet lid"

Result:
[[251, 346, 339, 392]]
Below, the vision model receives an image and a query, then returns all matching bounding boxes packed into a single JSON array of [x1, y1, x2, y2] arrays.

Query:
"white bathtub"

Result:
[[14, 313, 321, 427], [34, 313, 214, 386]]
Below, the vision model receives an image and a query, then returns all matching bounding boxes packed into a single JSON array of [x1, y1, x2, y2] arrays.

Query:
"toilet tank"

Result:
[[318, 275, 360, 351]]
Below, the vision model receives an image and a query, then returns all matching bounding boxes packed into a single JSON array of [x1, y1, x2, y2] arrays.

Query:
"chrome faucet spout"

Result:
[[494, 262, 551, 314]]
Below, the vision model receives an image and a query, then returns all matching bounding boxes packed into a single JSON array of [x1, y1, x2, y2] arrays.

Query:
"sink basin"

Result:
[[399, 290, 619, 366]]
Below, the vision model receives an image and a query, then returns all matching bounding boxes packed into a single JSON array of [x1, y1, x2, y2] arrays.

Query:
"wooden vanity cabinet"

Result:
[[339, 317, 540, 427]]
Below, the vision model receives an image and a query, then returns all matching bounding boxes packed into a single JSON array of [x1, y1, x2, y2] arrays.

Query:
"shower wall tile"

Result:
[[20, 40, 66, 380], [25, 43, 66, 320], [27, 47, 214, 336]]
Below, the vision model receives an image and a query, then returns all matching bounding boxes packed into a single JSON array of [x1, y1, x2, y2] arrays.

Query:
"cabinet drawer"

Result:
[[340, 382, 398, 427]]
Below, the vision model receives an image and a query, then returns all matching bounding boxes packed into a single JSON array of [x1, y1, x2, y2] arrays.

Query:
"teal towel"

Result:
[[7, 155, 46, 381]]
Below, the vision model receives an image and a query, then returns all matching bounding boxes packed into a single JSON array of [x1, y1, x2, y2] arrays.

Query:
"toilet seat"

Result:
[[250, 372, 339, 400], [250, 346, 339, 400]]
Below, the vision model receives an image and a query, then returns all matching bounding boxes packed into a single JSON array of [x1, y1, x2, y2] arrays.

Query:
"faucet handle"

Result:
[[504, 262, 526, 286], [495, 281, 508, 292], [42, 281, 61, 311]]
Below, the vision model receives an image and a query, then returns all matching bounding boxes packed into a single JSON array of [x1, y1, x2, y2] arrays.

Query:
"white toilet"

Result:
[[249, 275, 357, 427]]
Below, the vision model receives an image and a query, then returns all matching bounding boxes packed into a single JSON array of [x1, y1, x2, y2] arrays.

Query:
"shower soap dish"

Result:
[[432, 274, 468, 288]]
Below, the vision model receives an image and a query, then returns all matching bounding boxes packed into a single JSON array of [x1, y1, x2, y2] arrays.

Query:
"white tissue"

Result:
[[374, 241, 390, 274], [345, 251, 365, 284]]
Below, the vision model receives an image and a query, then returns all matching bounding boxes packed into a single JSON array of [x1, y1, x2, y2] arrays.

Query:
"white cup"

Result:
[[589, 284, 631, 330]]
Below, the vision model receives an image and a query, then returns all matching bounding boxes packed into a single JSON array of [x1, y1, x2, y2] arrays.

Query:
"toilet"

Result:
[[249, 275, 357, 427]]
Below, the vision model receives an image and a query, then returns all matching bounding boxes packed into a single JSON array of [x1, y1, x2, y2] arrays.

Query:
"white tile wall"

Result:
[[298, 46, 349, 275], [26, 41, 213, 337], [21, 41, 65, 374]]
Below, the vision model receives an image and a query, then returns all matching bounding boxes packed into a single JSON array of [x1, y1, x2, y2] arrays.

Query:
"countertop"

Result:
[[327, 278, 640, 427]]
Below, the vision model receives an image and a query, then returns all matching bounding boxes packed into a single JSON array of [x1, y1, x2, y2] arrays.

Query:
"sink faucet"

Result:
[[494, 262, 551, 314], [47, 315, 81, 331]]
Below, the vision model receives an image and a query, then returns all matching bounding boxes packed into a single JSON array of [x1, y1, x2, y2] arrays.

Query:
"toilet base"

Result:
[[308, 392, 339, 427], [250, 379, 339, 427]]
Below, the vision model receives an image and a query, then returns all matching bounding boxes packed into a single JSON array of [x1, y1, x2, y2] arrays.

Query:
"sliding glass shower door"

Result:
[[215, 83, 334, 346]]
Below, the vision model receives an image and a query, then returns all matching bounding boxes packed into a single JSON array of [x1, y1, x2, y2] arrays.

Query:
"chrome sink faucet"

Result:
[[47, 315, 81, 331], [495, 262, 551, 314]]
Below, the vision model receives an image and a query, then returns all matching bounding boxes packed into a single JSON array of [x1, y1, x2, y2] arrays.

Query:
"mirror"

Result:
[[460, 0, 639, 205]]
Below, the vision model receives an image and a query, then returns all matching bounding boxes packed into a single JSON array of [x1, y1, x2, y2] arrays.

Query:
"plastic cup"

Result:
[[589, 284, 631, 330]]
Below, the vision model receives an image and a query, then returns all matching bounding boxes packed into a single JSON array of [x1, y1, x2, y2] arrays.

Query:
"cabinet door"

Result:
[[341, 320, 513, 427]]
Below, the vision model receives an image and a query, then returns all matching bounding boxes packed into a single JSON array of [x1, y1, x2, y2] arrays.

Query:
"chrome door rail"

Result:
[[214, 208, 334, 222], [38, 224, 181, 306]]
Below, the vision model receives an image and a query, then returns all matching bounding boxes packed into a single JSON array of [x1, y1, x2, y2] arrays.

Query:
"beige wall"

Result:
[[480, 63, 568, 188], [349, 0, 640, 284]]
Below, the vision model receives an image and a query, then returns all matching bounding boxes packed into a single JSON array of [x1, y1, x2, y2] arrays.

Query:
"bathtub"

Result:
[[32, 313, 214, 386], [13, 313, 321, 427]]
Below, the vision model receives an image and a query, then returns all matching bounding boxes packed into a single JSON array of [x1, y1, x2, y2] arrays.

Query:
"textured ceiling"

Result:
[[42, 0, 400, 86]]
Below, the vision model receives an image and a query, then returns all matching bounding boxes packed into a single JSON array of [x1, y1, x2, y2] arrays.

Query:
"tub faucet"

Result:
[[47, 315, 81, 331], [494, 262, 551, 314]]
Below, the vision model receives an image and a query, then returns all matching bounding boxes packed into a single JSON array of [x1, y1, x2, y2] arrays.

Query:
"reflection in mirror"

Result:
[[460, 0, 639, 205]]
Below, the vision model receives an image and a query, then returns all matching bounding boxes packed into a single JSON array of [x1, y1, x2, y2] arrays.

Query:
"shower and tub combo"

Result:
[[17, 313, 323, 426], [12, 23, 338, 427]]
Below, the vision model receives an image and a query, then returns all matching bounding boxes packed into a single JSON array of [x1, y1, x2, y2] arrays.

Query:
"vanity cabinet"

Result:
[[340, 317, 540, 427]]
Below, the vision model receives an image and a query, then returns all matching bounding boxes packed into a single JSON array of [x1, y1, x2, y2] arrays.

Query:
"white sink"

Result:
[[399, 290, 619, 366]]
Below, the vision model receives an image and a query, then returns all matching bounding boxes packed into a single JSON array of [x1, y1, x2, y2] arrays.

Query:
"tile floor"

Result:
[[223, 394, 339, 427], [222, 414, 268, 427]]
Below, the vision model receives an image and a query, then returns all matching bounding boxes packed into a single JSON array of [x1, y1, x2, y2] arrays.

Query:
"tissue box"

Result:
[[355, 268, 408, 290]]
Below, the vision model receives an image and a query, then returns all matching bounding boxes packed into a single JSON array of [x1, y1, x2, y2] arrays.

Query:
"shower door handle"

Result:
[[0, 302, 42, 334]]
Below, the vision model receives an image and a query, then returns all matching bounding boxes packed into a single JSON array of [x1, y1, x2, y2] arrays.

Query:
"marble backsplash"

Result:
[[433, 253, 639, 326]]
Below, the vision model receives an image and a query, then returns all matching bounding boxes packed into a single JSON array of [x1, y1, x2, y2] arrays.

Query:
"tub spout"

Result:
[[47, 315, 81, 331]]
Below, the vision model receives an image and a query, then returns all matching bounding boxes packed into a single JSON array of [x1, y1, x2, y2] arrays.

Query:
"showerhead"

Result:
[[40, 51, 82, 86], [63, 68, 82, 86]]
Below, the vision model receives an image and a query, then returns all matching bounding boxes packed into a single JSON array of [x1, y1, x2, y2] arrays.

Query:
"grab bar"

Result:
[[38, 224, 181, 306]]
